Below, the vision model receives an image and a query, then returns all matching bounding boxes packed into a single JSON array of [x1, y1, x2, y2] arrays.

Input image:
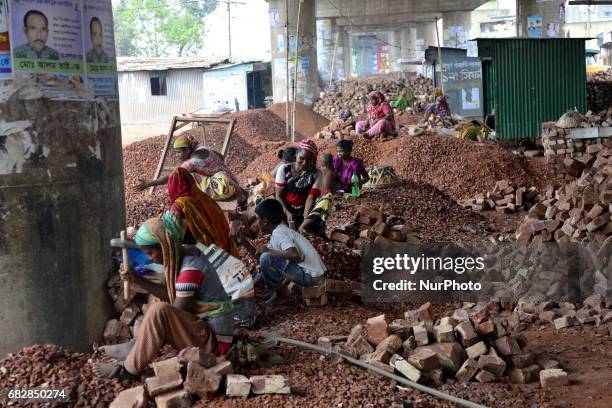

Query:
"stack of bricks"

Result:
[[542, 122, 612, 178], [320, 302, 569, 386]]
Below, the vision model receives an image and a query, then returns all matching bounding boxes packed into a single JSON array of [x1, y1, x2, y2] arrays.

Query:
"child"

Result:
[[239, 198, 326, 304], [299, 153, 337, 237], [272, 147, 298, 179]]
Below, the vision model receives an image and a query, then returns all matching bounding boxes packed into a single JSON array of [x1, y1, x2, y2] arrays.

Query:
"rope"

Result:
[[262, 332, 488, 408]]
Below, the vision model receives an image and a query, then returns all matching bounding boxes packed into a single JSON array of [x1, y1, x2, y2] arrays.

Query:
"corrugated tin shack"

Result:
[[117, 57, 271, 125], [476, 38, 587, 141]]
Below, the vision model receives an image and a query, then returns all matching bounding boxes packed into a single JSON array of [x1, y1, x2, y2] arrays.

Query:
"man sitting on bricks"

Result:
[[238, 198, 326, 305]]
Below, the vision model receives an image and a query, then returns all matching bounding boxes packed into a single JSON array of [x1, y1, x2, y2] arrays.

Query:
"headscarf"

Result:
[[135, 218, 181, 303], [369, 91, 386, 105], [164, 167, 239, 257], [298, 139, 318, 159], [339, 109, 352, 120], [173, 135, 195, 149], [435, 88, 443, 97], [367, 91, 391, 121]]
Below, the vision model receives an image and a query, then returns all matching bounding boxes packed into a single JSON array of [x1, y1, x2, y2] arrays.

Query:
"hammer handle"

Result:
[[120, 230, 130, 300]]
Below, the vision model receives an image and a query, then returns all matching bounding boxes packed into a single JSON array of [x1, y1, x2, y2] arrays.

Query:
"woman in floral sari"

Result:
[[162, 167, 239, 257], [355, 91, 397, 139]]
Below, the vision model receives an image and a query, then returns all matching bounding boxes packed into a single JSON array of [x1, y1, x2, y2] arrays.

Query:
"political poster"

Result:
[[9, 0, 84, 75], [527, 16, 543, 38], [546, 20, 560, 38], [83, 0, 117, 97], [0, 0, 10, 78]]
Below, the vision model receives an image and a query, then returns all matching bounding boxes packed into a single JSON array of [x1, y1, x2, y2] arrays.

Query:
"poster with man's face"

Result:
[[83, 0, 117, 98], [0, 0, 10, 78], [9, 0, 83, 74]]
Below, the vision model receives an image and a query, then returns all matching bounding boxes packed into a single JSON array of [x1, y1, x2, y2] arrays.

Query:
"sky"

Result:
[[203, 0, 271, 61]]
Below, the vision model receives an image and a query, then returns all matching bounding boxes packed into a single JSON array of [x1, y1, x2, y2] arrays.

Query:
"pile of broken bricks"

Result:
[[328, 206, 420, 257], [458, 180, 540, 213], [514, 144, 612, 243], [103, 275, 159, 345], [313, 74, 433, 121], [110, 347, 292, 407], [519, 293, 612, 337], [318, 302, 569, 388]]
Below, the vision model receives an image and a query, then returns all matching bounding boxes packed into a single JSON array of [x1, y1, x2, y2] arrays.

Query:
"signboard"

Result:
[[546, 20, 561, 38], [0, 0, 10, 78], [428, 47, 483, 117], [83, 0, 117, 97], [527, 16, 543, 38], [268, 8, 279, 27], [480, 19, 516, 38], [9, 0, 84, 75]]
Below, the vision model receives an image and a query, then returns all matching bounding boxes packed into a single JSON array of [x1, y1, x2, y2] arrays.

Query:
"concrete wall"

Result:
[[0, 77, 124, 355], [118, 68, 204, 125]]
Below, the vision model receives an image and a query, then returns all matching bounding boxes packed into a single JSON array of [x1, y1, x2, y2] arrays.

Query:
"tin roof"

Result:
[[117, 57, 229, 72]]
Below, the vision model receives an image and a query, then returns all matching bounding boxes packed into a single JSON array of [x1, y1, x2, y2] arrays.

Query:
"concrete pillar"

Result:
[[442, 12, 472, 49], [416, 21, 437, 51], [389, 30, 401, 72], [400, 26, 417, 73], [0, 85, 123, 354], [517, 0, 565, 38], [342, 29, 352, 78], [269, 0, 319, 106]]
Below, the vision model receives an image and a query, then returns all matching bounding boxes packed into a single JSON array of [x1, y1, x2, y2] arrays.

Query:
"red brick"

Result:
[[154, 389, 191, 408], [417, 302, 434, 322], [494, 336, 522, 356], [455, 321, 478, 347], [250, 375, 291, 394], [145, 373, 183, 397], [178, 347, 217, 368], [226, 374, 252, 397], [184, 361, 222, 400], [407, 349, 439, 371], [456, 358, 479, 382], [366, 314, 390, 346], [478, 355, 506, 378], [509, 365, 541, 384], [540, 369, 569, 387], [109, 386, 147, 408]]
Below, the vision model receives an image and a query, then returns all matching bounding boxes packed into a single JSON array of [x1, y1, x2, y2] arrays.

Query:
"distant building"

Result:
[[117, 57, 271, 125]]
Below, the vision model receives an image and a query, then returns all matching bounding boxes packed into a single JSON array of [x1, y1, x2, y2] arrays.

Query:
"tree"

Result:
[[112, 0, 218, 57]]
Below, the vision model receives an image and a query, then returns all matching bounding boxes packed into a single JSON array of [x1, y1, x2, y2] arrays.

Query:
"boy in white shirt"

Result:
[[239, 198, 326, 304]]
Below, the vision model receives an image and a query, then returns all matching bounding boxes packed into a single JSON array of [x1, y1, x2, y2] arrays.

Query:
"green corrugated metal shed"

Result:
[[476, 38, 587, 141]]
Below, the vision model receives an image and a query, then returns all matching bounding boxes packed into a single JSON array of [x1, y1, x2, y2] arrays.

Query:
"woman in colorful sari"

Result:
[[275, 139, 323, 229], [136, 136, 246, 203], [180, 147, 246, 202], [162, 167, 239, 257], [355, 91, 397, 139], [93, 218, 234, 379], [424, 87, 451, 120]]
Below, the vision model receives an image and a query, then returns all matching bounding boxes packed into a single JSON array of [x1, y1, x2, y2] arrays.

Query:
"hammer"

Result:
[[110, 231, 138, 300]]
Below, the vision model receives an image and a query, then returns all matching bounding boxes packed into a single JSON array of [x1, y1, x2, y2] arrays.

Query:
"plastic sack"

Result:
[[195, 242, 254, 301]]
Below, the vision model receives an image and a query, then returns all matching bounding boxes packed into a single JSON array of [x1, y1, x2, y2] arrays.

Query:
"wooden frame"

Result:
[[148, 116, 236, 194]]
